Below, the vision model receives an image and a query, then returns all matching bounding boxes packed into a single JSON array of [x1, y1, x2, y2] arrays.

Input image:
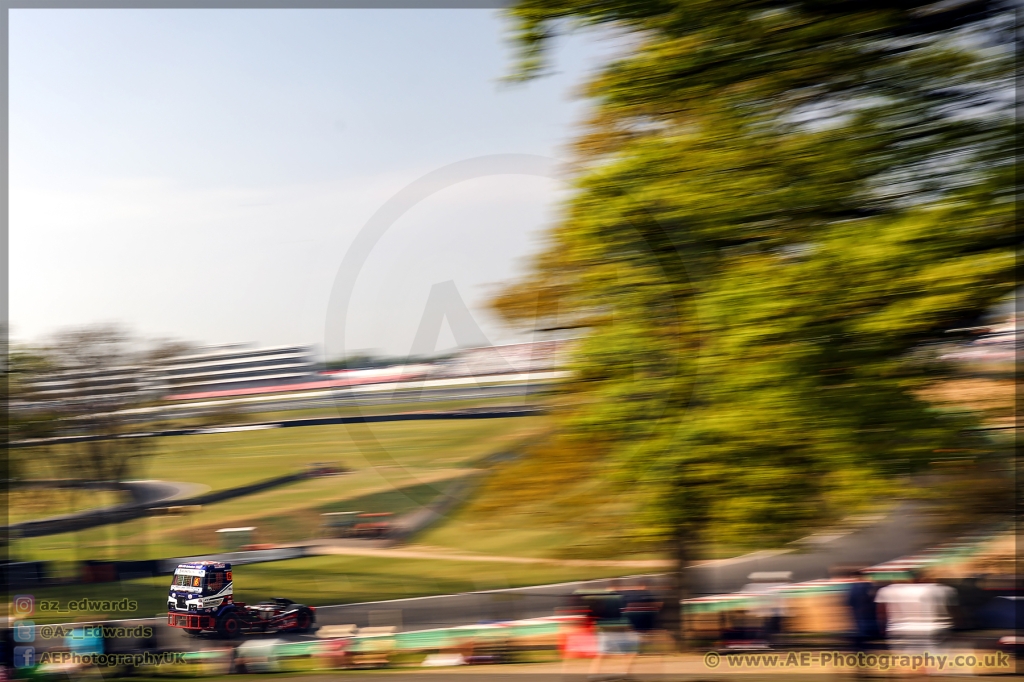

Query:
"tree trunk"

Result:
[[663, 524, 695, 651]]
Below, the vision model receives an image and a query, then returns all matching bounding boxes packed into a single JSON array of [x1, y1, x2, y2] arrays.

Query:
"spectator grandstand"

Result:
[[21, 365, 164, 408], [15, 340, 570, 410], [429, 339, 571, 379], [159, 345, 320, 396], [18, 345, 321, 407]]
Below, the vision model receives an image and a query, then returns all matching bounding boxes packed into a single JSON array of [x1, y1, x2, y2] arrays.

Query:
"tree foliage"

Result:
[[7, 325, 160, 483], [493, 0, 1015, 560]]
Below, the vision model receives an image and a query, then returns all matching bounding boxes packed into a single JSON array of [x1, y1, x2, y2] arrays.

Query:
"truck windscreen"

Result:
[[172, 573, 202, 588]]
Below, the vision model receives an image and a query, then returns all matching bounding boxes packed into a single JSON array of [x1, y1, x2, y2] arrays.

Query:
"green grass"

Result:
[[12, 417, 548, 562], [8, 411, 661, 616], [11, 411, 668, 564], [16, 416, 544, 491], [5, 489, 125, 525], [319, 480, 457, 516], [414, 508, 598, 559], [24, 554, 633, 624], [147, 417, 540, 490]]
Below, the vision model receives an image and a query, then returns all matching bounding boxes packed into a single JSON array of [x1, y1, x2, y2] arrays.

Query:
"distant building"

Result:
[[158, 345, 319, 397], [431, 339, 572, 379], [22, 365, 164, 408], [14, 343, 322, 413]]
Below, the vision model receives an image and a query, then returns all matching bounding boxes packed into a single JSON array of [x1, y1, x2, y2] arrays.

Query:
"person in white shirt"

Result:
[[875, 571, 957, 651], [740, 572, 791, 647]]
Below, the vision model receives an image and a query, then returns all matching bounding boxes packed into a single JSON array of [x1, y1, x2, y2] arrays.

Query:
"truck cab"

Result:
[[166, 560, 314, 638], [167, 561, 234, 633]]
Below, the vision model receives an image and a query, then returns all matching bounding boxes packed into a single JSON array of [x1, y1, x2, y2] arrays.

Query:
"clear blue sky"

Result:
[[10, 9, 612, 358]]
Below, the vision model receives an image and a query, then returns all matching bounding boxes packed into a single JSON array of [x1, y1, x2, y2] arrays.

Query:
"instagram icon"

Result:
[[13, 595, 34, 618]]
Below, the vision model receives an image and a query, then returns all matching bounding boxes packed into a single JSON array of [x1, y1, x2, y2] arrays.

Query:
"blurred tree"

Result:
[[5, 344, 63, 481], [47, 323, 133, 371], [7, 345, 61, 438], [494, 0, 1015, 643], [325, 354, 392, 371], [143, 338, 197, 364], [9, 324, 157, 483]]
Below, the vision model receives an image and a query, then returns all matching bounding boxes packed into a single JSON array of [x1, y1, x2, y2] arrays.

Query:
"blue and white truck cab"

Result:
[[166, 560, 314, 638], [167, 561, 234, 634]]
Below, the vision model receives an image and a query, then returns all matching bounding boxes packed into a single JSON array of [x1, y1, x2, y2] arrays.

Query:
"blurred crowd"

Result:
[[3, 566, 1018, 678], [557, 578, 670, 677], [695, 568, 1018, 656]]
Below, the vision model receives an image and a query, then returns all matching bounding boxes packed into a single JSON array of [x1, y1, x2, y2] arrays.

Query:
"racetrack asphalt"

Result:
[[24, 502, 936, 655]]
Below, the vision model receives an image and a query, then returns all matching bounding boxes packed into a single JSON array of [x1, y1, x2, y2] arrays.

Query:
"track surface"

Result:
[[28, 503, 935, 655], [6, 472, 307, 539], [10, 404, 542, 448], [163, 383, 548, 420]]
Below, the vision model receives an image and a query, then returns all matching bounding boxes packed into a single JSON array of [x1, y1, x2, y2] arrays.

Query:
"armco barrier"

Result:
[[3, 561, 48, 590], [6, 559, 165, 590], [9, 409, 545, 449]]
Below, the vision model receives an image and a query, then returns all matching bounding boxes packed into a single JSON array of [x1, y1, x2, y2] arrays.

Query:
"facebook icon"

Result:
[[13, 646, 35, 668]]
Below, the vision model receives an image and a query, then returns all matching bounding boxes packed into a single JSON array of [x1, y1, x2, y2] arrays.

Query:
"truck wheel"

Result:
[[296, 608, 314, 633], [217, 612, 242, 639]]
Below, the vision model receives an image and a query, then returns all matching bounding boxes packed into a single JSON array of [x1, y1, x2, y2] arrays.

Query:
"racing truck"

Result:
[[167, 561, 315, 638]]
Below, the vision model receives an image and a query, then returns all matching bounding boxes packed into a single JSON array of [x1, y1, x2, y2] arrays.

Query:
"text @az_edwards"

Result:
[[38, 625, 153, 639]]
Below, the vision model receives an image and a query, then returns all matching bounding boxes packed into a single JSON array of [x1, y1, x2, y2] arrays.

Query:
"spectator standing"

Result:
[[953, 575, 988, 632], [875, 571, 957, 652], [587, 587, 639, 679], [845, 569, 881, 651], [557, 590, 601, 676], [740, 572, 791, 647], [622, 581, 664, 676]]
